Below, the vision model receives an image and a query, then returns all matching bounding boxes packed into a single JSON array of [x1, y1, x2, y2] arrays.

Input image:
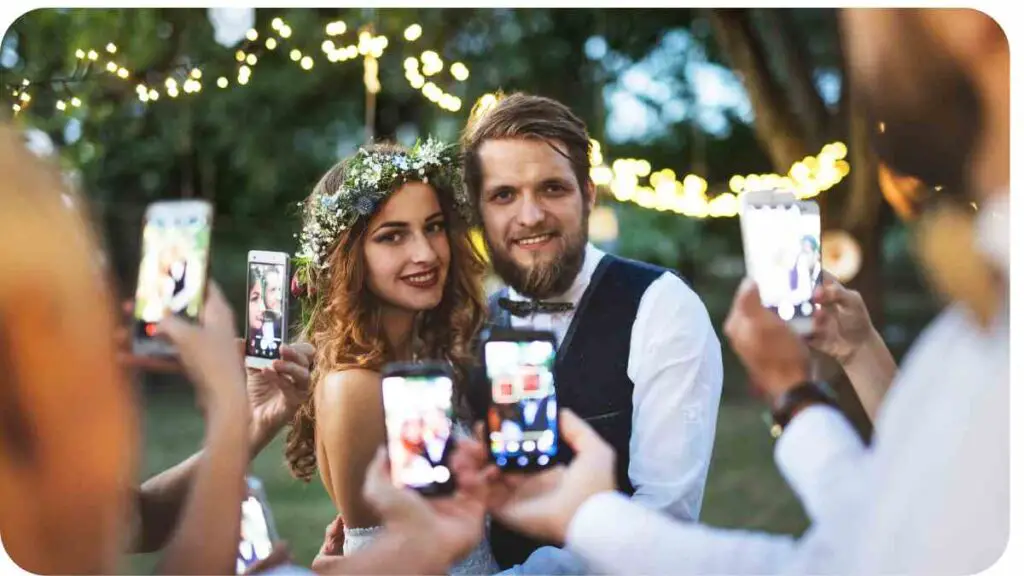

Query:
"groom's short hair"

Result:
[[461, 92, 592, 214]]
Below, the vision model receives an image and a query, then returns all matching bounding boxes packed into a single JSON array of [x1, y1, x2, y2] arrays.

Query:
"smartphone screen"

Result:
[[245, 260, 287, 360], [484, 336, 558, 470], [381, 364, 456, 495], [236, 490, 275, 574], [740, 200, 822, 321], [133, 202, 212, 352]]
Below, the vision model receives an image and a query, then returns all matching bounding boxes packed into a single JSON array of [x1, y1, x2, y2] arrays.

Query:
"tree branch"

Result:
[[708, 8, 808, 172]]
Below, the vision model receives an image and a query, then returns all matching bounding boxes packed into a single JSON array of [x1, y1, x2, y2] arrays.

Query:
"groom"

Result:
[[462, 92, 725, 569]]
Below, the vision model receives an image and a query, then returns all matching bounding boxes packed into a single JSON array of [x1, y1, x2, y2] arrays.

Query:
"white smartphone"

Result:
[[236, 476, 278, 574], [132, 200, 214, 357], [738, 191, 822, 335], [244, 250, 290, 369]]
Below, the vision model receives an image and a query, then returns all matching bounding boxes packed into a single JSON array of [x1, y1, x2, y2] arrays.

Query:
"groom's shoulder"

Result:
[[605, 253, 691, 290]]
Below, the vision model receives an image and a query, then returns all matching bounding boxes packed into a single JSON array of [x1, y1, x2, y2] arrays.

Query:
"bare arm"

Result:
[[838, 328, 897, 422], [317, 369, 388, 527]]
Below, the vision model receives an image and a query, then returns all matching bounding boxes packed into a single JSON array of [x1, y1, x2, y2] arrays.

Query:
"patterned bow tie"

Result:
[[497, 297, 574, 318]]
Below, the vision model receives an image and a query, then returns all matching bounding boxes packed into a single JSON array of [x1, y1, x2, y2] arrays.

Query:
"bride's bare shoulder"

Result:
[[316, 369, 383, 414]]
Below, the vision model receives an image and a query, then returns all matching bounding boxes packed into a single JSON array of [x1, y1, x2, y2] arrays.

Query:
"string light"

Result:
[[271, 17, 284, 31], [289, 49, 301, 62], [190, 68, 202, 80], [300, 56, 314, 70], [245, 29, 258, 42], [326, 21, 347, 36], [235, 50, 246, 62], [217, 77, 229, 88], [265, 38, 277, 50], [450, 62, 469, 81], [70, 97, 81, 108], [87, 50, 98, 61], [246, 54, 258, 66], [56, 100, 66, 111], [106, 43, 117, 54], [279, 25, 292, 39], [404, 24, 422, 41], [75, 49, 85, 59]]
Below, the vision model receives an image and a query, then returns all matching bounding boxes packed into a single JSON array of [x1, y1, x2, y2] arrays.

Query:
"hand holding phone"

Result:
[[481, 328, 559, 472], [381, 361, 457, 496]]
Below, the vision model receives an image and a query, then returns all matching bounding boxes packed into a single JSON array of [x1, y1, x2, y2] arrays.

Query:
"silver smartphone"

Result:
[[244, 250, 290, 369], [132, 200, 214, 356], [236, 476, 278, 574], [738, 190, 822, 335]]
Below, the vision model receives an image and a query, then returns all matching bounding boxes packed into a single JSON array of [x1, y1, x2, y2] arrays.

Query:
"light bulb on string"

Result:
[[87, 50, 98, 61], [265, 38, 277, 50], [279, 25, 292, 38], [56, 100, 66, 111], [117, 67, 129, 79], [75, 49, 85, 59], [404, 24, 422, 41], [290, 49, 301, 62], [245, 29, 258, 41], [190, 68, 202, 80], [217, 77, 228, 88], [246, 54, 258, 66], [300, 56, 314, 70], [450, 62, 469, 81], [236, 50, 246, 62], [271, 17, 283, 30], [106, 43, 117, 54]]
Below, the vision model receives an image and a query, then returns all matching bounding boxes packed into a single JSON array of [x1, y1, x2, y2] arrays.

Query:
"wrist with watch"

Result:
[[768, 380, 840, 438]]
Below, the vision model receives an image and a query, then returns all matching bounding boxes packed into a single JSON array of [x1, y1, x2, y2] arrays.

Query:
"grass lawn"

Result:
[[124, 384, 808, 573]]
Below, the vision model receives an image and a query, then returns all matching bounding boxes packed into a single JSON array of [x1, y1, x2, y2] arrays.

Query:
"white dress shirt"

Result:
[[506, 243, 724, 521], [564, 198, 1009, 575]]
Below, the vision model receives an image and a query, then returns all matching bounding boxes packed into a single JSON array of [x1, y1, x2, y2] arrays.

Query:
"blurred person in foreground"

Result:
[[0, 122, 253, 574], [452, 7, 1009, 575]]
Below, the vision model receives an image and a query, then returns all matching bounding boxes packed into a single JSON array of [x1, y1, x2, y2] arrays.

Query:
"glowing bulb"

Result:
[[326, 21, 347, 36], [165, 78, 177, 89], [290, 49, 301, 62], [117, 67, 129, 79], [105, 62, 117, 72], [450, 62, 469, 81], [410, 76, 425, 89], [87, 50, 98, 61], [106, 43, 117, 54], [322, 40, 336, 53], [75, 49, 85, 59], [421, 50, 440, 63], [300, 56, 314, 70], [246, 54, 258, 66], [12, 103, 20, 112], [217, 77, 228, 88], [148, 89, 159, 100], [18, 92, 30, 102], [190, 68, 202, 80], [246, 29, 258, 41], [833, 142, 848, 159], [271, 17, 283, 30], [450, 96, 462, 111], [238, 75, 250, 86], [56, 100, 66, 111], [239, 65, 251, 77], [139, 92, 149, 102], [279, 25, 292, 38], [404, 24, 423, 41], [236, 50, 246, 62], [265, 38, 277, 50], [167, 86, 179, 98]]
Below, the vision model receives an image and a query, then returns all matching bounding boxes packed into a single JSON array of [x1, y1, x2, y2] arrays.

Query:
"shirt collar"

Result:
[[507, 243, 606, 306]]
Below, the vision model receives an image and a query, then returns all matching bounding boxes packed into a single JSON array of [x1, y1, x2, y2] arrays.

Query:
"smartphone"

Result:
[[236, 476, 278, 575], [481, 328, 559, 472], [738, 191, 822, 334], [381, 361, 457, 496], [132, 200, 214, 356], [244, 251, 290, 369]]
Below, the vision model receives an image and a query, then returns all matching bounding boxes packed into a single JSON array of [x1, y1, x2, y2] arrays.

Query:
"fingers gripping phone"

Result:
[[381, 361, 457, 496], [244, 250, 290, 369], [236, 476, 279, 575], [481, 328, 559, 472], [132, 200, 213, 356], [739, 190, 823, 334]]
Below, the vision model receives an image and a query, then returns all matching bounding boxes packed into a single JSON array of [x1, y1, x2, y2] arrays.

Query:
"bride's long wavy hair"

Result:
[[285, 144, 488, 482]]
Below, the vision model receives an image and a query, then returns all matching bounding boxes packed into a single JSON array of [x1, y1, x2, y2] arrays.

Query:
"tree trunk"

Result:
[[708, 9, 808, 172]]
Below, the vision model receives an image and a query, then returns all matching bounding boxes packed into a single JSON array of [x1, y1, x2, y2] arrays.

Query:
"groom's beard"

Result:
[[485, 212, 589, 300]]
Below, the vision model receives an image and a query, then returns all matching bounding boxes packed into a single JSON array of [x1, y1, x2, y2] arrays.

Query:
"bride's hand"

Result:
[[362, 442, 487, 570]]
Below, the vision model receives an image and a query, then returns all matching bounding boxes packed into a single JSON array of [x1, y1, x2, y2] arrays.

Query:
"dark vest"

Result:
[[480, 253, 670, 569]]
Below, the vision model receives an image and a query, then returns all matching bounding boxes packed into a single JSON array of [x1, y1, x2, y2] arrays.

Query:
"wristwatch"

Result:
[[769, 381, 839, 438]]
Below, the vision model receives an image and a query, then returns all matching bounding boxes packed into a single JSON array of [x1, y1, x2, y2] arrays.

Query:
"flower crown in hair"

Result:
[[291, 137, 469, 304]]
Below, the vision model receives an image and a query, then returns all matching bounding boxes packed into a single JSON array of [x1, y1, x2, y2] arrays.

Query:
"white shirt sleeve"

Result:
[[626, 272, 724, 520], [773, 405, 869, 523], [566, 491, 798, 575]]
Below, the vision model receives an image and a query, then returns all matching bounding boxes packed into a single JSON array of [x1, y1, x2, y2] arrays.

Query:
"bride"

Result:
[[284, 139, 498, 574]]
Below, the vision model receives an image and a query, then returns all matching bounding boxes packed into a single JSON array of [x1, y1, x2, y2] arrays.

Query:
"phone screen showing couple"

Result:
[[484, 338, 558, 471], [236, 493, 274, 574], [245, 261, 287, 360], [382, 369, 456, 495], [133, 208, 211, 348], [741, 202, 822, 321]]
